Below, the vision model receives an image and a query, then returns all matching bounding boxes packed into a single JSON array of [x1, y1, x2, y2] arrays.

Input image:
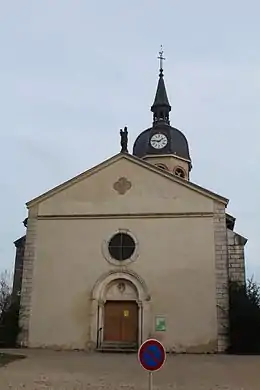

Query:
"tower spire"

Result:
[[151, 46, 171, 125]]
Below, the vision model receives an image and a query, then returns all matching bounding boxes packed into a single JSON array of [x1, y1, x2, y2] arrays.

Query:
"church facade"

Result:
[[13, 56, 247, 353]]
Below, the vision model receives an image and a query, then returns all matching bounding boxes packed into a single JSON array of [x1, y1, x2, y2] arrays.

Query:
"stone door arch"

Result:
[[90, 270, 151, 348], [104, 278, 138, 301]]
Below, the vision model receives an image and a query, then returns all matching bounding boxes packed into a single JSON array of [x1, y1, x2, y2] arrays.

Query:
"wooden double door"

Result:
[[103, 301, 138, 343]]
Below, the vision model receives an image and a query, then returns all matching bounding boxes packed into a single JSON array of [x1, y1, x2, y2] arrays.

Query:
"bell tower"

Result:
[[133, 48, 192, 180]]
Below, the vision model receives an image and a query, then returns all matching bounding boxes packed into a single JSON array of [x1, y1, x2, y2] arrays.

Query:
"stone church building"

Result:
[[13, 56, 247, 353]]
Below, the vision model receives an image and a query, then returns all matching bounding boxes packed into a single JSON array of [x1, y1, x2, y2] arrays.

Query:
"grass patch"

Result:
[[0, 352, 25, 367]]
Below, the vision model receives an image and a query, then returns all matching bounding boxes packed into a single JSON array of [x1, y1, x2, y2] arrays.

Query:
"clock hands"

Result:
[[150, 133, 168, 149]]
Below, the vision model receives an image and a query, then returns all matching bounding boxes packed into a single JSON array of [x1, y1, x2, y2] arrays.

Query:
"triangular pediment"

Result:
[[27, 153, 228, 216]]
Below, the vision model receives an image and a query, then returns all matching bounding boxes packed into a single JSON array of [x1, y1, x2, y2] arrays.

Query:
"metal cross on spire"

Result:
[[158, 45, 165, 71]]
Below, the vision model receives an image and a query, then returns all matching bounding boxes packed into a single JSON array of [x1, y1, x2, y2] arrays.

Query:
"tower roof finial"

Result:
[[158, 45, 165, 74]]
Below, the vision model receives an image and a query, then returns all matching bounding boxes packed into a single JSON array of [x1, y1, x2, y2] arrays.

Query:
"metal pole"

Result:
[[148, 371, 153, 390]]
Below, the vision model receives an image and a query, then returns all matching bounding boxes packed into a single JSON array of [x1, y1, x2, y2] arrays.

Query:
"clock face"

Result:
[[150, 133, 168, 149]]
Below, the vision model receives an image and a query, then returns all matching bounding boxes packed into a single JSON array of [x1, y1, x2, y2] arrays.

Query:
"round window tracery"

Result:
[[174, 167, 186, 178], [108, 232, 136, 261]]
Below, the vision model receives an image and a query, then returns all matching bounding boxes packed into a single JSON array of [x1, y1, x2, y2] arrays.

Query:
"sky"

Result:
[[0, 1, 259, 281]]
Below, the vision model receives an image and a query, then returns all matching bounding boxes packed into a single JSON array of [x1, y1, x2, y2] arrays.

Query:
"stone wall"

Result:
[[213, 202, 229, 352], [12, 236, 26, 304], [227, 230, 246, 284], [18, 207, 38, 347], [213, 206, 247, 353]]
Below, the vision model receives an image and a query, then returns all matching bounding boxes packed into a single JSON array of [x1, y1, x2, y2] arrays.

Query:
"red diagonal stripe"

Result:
[[144, 347, 162, 364]]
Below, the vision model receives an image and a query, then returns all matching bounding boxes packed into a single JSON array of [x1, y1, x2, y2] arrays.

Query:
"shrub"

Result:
[[0, 271, 21, 348], [228, 278, 260, 354]]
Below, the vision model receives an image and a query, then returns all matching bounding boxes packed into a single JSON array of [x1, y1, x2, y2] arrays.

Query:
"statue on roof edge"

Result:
[[120, 126, 128, 153]]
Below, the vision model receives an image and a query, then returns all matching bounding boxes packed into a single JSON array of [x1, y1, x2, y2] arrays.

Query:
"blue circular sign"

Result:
[[138, 338, 166, 372]]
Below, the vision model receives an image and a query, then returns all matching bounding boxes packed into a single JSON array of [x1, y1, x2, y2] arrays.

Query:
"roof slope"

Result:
[[26, 153, 229, 208]]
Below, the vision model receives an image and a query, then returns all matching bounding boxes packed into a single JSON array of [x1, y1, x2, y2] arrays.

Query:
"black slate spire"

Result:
[[151, 47, 171, 125]]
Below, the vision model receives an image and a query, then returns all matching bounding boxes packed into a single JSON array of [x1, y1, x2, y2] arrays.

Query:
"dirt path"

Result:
[[1, 349, 260, 389]]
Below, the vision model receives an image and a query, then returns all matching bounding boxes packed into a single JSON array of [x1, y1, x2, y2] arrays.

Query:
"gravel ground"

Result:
[[0, 349, 260, 389]]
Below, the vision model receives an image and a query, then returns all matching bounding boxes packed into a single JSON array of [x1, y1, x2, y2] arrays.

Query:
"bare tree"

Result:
[[0, 270, 21, 347], [0, 271, 12, 316]]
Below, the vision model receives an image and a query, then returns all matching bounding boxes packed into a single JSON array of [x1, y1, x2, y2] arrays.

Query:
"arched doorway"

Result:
[[90, 270, 151, 350], [103, 279, 138, 343]]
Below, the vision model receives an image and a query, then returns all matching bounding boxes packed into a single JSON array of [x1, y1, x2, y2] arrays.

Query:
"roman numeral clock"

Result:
[[150, 133, 168, 150]]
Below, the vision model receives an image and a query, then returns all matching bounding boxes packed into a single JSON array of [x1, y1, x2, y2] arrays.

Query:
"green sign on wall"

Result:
[[155, 316, 166, 332]]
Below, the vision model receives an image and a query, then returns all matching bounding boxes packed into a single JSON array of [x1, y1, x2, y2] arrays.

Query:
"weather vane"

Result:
[[158, 45, 165, 70]]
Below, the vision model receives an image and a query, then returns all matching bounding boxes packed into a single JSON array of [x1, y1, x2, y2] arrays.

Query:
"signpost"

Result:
[[138, 339, 166, 390]]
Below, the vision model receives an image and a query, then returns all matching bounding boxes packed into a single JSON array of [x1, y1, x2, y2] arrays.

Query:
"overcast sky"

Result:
[[0, 1, 259, 280]]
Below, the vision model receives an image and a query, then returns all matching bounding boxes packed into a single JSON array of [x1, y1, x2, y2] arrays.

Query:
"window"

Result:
[[108, 233, 136, 261], [102, 230, 139, 265], [155, 164, 168, 171], [174, 167, 186, 179]]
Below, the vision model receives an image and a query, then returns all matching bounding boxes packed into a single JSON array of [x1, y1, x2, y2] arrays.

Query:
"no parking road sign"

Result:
[[138, 339, 166, 390], [138, 338, 166, 372]]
